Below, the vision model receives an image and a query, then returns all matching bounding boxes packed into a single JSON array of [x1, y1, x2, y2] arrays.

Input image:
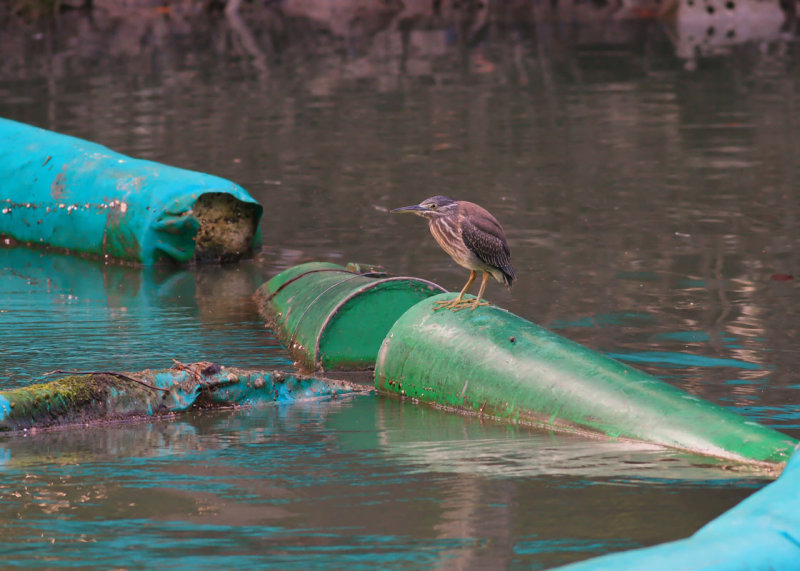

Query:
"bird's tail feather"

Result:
[[502, 265, 515, 288]]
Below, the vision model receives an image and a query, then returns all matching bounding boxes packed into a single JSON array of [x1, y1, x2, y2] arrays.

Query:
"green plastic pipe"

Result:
[[255, 262, 445, 372], [0, 118, 262, 264], [375, 293, 797, 467], [0, 364, 368, 432]]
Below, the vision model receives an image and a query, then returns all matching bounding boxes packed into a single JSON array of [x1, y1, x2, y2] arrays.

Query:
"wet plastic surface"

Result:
[[376, 294, 797, 468], [255, 262, 445, 372]]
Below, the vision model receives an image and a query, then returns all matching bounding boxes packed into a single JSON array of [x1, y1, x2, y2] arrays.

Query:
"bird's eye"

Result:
[[429, 203, 437, 209]]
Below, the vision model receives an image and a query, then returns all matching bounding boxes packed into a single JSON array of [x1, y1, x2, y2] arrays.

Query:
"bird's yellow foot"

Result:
[[456, 299, 491, 312], [433, 298, 489, 312], [433, 298, 464, 311]]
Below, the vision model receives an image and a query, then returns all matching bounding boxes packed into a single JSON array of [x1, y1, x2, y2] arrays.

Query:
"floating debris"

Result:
[[0, 362, 371, 433]]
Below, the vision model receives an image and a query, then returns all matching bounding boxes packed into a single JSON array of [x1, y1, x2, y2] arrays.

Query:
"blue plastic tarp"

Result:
[[555, 444, 800, 570]]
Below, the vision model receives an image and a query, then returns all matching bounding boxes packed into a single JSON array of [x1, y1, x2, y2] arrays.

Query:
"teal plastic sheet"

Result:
[[0, 363, 369, 432], [0, 118, 262, 264], [556, 444, 800, 570]]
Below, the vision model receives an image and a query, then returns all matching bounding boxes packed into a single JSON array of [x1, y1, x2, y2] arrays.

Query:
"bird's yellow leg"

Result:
[[434, 270, 476, 311], [457, 271, 491, 312]]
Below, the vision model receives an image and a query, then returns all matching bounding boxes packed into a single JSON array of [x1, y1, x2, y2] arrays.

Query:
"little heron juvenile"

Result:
[[391, 195, 515, 311]]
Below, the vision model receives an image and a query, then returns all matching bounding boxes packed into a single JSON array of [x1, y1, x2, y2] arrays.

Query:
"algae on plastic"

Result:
[[0, 362, 369, 432]]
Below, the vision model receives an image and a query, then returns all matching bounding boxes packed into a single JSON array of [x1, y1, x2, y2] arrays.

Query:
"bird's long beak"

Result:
[[390, 204, 426, 214]]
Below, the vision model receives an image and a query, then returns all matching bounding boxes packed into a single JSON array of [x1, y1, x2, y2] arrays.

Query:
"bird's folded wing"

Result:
[[461, 220, 514, 279]]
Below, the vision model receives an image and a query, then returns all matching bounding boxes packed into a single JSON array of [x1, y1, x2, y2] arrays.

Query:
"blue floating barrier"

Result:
[[0, 118, 262, 264], [555, 445, 800, 570]]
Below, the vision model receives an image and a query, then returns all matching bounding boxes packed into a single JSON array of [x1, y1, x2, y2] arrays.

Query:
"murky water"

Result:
[[2, 5, 800, 569]]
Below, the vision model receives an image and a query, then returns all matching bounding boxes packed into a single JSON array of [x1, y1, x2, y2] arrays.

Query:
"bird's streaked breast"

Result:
[[429, 216, 473, 268]]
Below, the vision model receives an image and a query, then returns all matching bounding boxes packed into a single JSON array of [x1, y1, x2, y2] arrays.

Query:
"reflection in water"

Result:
[[392, 437, 756, 481], [2, 4, 800, 569], [370, 397, 773, 482], [0, 397, 767, 569], [0, 247, 291, 387]]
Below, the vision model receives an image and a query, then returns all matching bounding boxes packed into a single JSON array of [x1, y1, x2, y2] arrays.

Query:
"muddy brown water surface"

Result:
[[2, 6, 800, 569]]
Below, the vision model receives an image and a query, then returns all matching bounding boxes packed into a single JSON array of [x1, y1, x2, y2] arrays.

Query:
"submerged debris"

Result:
[[0, 363, 371, 433], [192, 193, 260, 263]]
